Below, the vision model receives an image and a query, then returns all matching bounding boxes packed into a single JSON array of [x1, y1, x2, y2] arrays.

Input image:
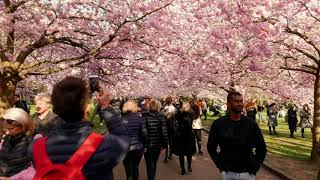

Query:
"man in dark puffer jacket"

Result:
[[28, 77, 129, 180]]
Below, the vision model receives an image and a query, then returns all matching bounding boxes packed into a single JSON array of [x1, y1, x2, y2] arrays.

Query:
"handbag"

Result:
[[305, 119, 313, 128]]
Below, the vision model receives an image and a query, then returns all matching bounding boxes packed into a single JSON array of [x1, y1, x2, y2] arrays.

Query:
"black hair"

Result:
[[227, 91, 242, 102], [51, 77, 88, 122]]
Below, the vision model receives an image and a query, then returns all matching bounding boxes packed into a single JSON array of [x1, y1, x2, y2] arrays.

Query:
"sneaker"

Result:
[[302, 135, 305, 138]]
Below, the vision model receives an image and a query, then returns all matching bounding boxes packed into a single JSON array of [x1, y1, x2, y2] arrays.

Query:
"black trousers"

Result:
[[203, 110, 207, 120], [193, 129, 202, 152], [179, 155, 192, 171], [144, 148, 161, 180], [123, 149, 144, 180], [165, 129, 174, 160]]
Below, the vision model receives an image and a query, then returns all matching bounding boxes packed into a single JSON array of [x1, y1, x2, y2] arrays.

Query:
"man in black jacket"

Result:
[[32, 93, 59, 136], [207, 92, 266, 180]]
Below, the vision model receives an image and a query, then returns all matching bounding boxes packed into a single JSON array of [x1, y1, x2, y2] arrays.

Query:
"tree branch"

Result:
[[299, 1, 320, 22], [26, 57, 90, 76], [285, 26, 320, 61], [280, 66, 317, 75]]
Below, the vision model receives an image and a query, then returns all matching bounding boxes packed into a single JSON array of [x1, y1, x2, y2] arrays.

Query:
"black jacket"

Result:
[[142, 112, 168, 149], [0, 134, 32, 176], [287, 108, 298, 130], [122, 112, 148, 151], [29, 108, 129, 180], [207, 115, 267, 175], [173, 111, 195, 156], [32, 111, 60, 136]]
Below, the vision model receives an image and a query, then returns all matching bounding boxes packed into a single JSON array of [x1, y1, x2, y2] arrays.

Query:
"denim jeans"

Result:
[[144, 148, 161, 180], [221, 171, 256, 180], [123, 149, 144, 180]]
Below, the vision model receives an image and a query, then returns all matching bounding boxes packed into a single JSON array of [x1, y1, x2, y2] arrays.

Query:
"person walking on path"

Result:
[[29, 77, 129, 180], [299, 104, 312, 138], [287, 104, 298, 138], [257, 104, 264, 124], [192, 102, 203, 155], [174, 101, 196, 175], [246, 102, 257, 122], [142, 99, 168, 180], [122, 100, 148, 180], [207, 92, 267, 180], [202, 100, 208, 120], [14, 95, 29, 114], [267, 103, 278, 135], [162, 96, 177, 162]]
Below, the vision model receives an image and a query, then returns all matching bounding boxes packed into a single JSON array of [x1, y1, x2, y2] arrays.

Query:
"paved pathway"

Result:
[[114, 133, 282, 180]]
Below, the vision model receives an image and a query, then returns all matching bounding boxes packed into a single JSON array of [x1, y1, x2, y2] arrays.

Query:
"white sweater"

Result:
[[192, 117, 202, 129]]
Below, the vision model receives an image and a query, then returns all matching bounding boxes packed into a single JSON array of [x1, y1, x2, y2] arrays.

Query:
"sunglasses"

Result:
[[3, 119, 22, 126]]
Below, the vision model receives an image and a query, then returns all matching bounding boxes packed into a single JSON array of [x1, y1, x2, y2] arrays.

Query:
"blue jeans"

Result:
[[221, 171, 256, 180], [144, 148, 161, 180]]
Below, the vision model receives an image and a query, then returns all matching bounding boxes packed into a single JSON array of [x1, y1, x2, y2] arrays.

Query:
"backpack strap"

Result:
[[66, 132, 104, 170], [33, 137, 52, 168]]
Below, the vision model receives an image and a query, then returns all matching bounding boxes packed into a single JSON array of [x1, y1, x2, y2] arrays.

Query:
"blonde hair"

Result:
[[1, 108, 34, 136], [149, 99, 162, 112], [35, 93, 51, 104], [122, 100, 138, 113]]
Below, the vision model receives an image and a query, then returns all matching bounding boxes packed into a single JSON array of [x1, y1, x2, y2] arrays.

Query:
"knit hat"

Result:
[[1, 108, 34, 136]]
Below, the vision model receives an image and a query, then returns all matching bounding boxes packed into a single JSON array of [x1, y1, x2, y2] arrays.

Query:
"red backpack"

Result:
[[32, 132, 104, 180]]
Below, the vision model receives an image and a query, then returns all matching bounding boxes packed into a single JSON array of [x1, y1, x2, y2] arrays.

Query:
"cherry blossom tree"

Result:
[[0, 0, 176, 110], [211, 0, 319, 161]]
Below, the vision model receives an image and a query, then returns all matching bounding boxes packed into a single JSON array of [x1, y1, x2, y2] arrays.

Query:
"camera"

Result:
[[89, 75, 100, 94]]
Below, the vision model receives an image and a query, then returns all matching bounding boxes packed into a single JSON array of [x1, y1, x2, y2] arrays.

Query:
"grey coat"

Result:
[[299, 110, 312, 128], [268, 110, 278, 127]]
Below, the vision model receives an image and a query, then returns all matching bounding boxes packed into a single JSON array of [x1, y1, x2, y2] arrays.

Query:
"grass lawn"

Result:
[[202, 111, 313, 161]]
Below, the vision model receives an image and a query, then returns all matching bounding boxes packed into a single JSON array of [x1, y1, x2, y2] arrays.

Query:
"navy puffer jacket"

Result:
[[122, 112, 148, 151], [29, 108, 129, 180]]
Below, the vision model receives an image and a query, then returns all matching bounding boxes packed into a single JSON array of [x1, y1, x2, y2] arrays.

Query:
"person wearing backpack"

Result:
[[29, 77, 129, 180]]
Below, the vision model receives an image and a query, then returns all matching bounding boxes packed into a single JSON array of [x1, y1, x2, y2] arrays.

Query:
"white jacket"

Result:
[[192, 117, 202, 129]]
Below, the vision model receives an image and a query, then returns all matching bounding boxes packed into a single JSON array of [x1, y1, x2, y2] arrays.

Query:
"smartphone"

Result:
[[89, 75, 100, 94]]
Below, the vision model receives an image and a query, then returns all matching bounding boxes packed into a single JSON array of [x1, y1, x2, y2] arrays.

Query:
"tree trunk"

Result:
[[0, 76, 16, 114], [311, 76, 320, 161], [0, 76, 17, 138]]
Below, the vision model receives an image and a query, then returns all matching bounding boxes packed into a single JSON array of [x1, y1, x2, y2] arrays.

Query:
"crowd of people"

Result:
[[243, 101, 313, 138], [0, 75, 311, 180]]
